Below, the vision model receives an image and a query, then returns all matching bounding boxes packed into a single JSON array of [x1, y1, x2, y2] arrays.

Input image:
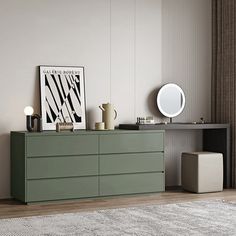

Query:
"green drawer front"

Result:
[[27, 155, 98, 179], [100, 133, 164, 154], [26, 135, 98, 157], [100, 153, 164, 175], [100, 173, 164, 196], [27, 177, 98, 202]]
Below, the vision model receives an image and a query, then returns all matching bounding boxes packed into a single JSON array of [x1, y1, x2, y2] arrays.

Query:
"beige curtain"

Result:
[[212, 0, 236, 188]]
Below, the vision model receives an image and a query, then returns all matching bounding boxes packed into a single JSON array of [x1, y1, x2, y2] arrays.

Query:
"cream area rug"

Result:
[[0, 200, 236, 236]]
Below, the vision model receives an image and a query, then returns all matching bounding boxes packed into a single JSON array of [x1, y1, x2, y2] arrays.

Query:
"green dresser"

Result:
[[11, 130, 165, 203]]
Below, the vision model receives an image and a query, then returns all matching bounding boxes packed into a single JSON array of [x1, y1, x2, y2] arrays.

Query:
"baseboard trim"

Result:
[[166, 186, 183, 191]]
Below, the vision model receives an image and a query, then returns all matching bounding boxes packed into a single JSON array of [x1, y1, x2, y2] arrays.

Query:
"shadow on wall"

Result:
[[0, 133, 10, 198], [147, 87, 164, 120], [86, 108, 97, 130], [33, 66, 40, 115]]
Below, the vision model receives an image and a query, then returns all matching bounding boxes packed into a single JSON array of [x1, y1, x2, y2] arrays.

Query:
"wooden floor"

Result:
[[0, 189, 236, 219]]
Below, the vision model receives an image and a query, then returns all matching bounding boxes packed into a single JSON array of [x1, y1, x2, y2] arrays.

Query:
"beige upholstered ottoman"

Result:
[[181, 152, 223, 193]]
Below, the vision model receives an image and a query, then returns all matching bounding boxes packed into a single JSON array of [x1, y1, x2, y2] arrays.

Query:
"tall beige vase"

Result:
[[99, 103, 117, 130]]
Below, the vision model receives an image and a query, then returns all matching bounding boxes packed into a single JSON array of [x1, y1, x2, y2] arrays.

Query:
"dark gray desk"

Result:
[[119, 123, 231, 188]]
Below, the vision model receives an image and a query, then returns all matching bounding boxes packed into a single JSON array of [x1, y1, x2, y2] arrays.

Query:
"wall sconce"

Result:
[[24, 106, 42, 132]]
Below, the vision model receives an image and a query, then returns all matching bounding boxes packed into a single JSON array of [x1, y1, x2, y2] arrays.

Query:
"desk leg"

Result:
[[203, 128, 231, 188]]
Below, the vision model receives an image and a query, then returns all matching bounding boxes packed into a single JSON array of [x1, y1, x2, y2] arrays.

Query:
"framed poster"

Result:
[[39, 66, 86, 130]]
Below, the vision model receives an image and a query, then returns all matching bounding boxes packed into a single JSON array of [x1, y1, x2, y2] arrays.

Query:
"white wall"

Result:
[[162, 0, 211, 186], [0, 0, 211, 198]]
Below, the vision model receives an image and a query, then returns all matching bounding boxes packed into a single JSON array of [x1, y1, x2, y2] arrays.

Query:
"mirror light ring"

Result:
[[157, 83, 185, 118]]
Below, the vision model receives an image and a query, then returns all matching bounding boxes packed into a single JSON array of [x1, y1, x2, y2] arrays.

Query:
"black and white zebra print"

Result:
[[45, 73, 82, 123]]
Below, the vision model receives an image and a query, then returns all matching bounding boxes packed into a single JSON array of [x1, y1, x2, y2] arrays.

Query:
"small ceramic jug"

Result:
[[99, 103, 117, 130]]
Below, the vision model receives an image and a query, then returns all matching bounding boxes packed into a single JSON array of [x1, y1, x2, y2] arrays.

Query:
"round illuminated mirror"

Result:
[[157, 83, 185, 122]]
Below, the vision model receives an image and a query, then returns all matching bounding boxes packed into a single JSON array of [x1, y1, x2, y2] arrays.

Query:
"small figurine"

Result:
[[200, 117, 205, 124]]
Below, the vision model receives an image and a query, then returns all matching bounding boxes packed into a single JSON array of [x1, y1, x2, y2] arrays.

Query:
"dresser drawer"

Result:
[[26, 177, 98, 202], [26, 135, 98, 157], [100, 153, 164, 175], [100, 133, 164, 154], [100, 173, 164, 196], [27, 155, 98, 179]]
